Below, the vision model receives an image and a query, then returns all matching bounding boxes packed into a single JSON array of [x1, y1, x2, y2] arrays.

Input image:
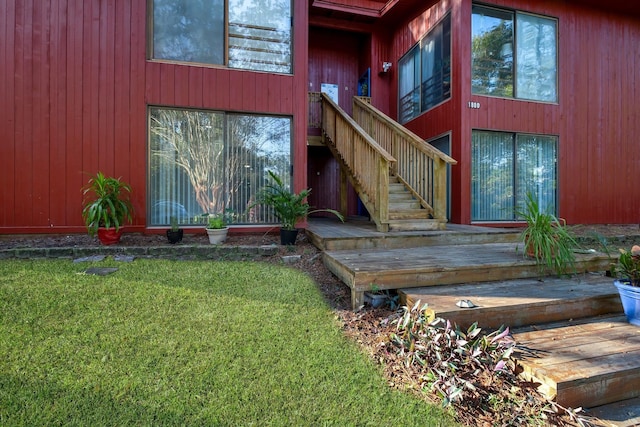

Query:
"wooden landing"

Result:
[[513, 315, 640, 409], [322, 242, 611, 309], [399, 273, 622, 329], [306, 217, 519, 251]]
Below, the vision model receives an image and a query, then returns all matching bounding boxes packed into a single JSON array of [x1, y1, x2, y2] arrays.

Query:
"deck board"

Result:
[[513, 317, 640, 408], [323, 242, 612, 309], [306, 217, 520, 250], [399, 274, 622, 328]]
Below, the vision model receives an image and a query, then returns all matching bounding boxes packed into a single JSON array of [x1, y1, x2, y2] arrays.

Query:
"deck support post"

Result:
[[351, 289, 364, 310]]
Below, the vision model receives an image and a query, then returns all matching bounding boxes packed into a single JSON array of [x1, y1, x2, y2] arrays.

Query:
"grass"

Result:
[[0, 259, 456, 426]]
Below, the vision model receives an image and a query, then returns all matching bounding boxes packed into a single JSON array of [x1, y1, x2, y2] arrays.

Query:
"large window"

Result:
[[149, 107, 292, 226], [150, 0, 292, 73], [471, 130, 557, 221], [399, 14, 451, 123], [472, 5, 557, 102]]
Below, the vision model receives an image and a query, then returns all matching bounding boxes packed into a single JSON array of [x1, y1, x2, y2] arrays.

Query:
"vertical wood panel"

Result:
[[241, 72, 257, 112], [31, 0, 51, 226], [188, 67, 204, 108], [145, 62, 161, 105], [293, 0, 309, 194], [49, 0, 67, 226], [173, 66, 190, 107], [114, 0, 131, 180], [99, 0, 115, 173], [82, 0, 98, 176], [1, 0, 17, 225], [14, 0, 35, 226], [159, 64, 175, 106], [128, 0, 147, 220], [215, 68, 231, 108], [66, 0, 84, 226]]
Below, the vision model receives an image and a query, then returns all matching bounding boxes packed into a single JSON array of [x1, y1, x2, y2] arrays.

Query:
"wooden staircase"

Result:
[[312, 92, 455, 233], [308, 219, 640, 421], [387, 177, 444, 231]]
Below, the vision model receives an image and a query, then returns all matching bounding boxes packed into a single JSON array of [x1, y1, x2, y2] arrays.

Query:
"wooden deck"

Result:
[[306, 218, 640, 421], [399, 274, 621, 329], [513, 315, 640, 409], [307, 217, 519, 250]]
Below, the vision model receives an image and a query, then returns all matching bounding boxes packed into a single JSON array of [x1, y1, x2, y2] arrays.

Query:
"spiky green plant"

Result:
[[81, 172, 133, 236], [252, 170, 343, 230], [515, 192, 578, 276]]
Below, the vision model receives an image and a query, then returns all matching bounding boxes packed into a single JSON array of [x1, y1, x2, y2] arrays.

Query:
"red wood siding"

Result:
[[308, 27, 366, 114], [459, 0, 640, 224], [383, 0, 640, 225], [1, 0, 308, 233], [308, 27, 367, 214]]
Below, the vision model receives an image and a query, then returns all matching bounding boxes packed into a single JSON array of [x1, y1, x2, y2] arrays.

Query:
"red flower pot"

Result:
[[97, 227, 123, 245]]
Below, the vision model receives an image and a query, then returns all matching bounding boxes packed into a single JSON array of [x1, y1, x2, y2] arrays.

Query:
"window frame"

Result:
[[471, 129, 558, 222], [147, 0, 293, 74], [147, 106, 293, 227], [398, 13, 452, 124], [471, 3, 558, 103]]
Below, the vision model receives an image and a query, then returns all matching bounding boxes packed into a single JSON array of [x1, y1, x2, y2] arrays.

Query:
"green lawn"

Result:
[[0, 259, 456, 426]]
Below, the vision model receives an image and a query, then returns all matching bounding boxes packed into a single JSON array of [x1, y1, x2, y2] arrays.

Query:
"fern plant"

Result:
[[252, 171, 343, 230]]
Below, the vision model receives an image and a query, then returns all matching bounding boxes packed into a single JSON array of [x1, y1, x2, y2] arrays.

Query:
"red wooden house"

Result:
[[2, 0, 640, 234]]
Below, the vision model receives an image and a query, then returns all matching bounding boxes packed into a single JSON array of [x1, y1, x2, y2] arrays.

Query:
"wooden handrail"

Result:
[[352, 96, 457, 221], [317, 92, 396, 232]]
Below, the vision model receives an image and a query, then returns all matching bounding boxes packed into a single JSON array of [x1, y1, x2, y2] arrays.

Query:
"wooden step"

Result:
[[388, 183, 407, 192], [513, 315, 640, 408], [389, 200, 420, 210], [306, 219, 521, 251], [387, 219, 439, 231], [322, 242, 611, 309], [388, 192, 414, 202], [398, 273, 621, 329], [388, 210, 430, 220]]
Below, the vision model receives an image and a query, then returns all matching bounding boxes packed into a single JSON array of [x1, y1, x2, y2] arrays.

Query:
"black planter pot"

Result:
[[280, 228, 299, 245], [166, 229, 183, 244]]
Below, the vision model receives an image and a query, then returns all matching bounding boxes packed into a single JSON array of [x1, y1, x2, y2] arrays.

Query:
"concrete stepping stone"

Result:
[[84, 267, 119, 276], [73, 255, 107, 263]]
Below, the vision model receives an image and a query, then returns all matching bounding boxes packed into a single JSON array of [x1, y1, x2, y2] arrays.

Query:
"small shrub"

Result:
[[384, 302, 592, 425], [389, 301, 515, 407]]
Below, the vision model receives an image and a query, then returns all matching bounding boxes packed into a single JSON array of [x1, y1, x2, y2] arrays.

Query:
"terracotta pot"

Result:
[[97, 227, 123, 245]]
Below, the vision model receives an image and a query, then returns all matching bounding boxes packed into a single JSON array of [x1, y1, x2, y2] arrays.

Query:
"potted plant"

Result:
[[82, 172, 134, 245], [515, 192, 578, 276], [612, 245, 640, 325], [166, 216, 183, 244], [364, 284, 399, 309], [252, 171, 344, 245], [205, 214, 229, 244]]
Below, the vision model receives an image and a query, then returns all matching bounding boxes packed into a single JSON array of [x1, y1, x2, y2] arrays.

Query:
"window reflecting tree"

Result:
[[472, 7, 514, 97], [149, 108, 291, 225], [228, 0, 292, 73], [152, 0, 224, 64]]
